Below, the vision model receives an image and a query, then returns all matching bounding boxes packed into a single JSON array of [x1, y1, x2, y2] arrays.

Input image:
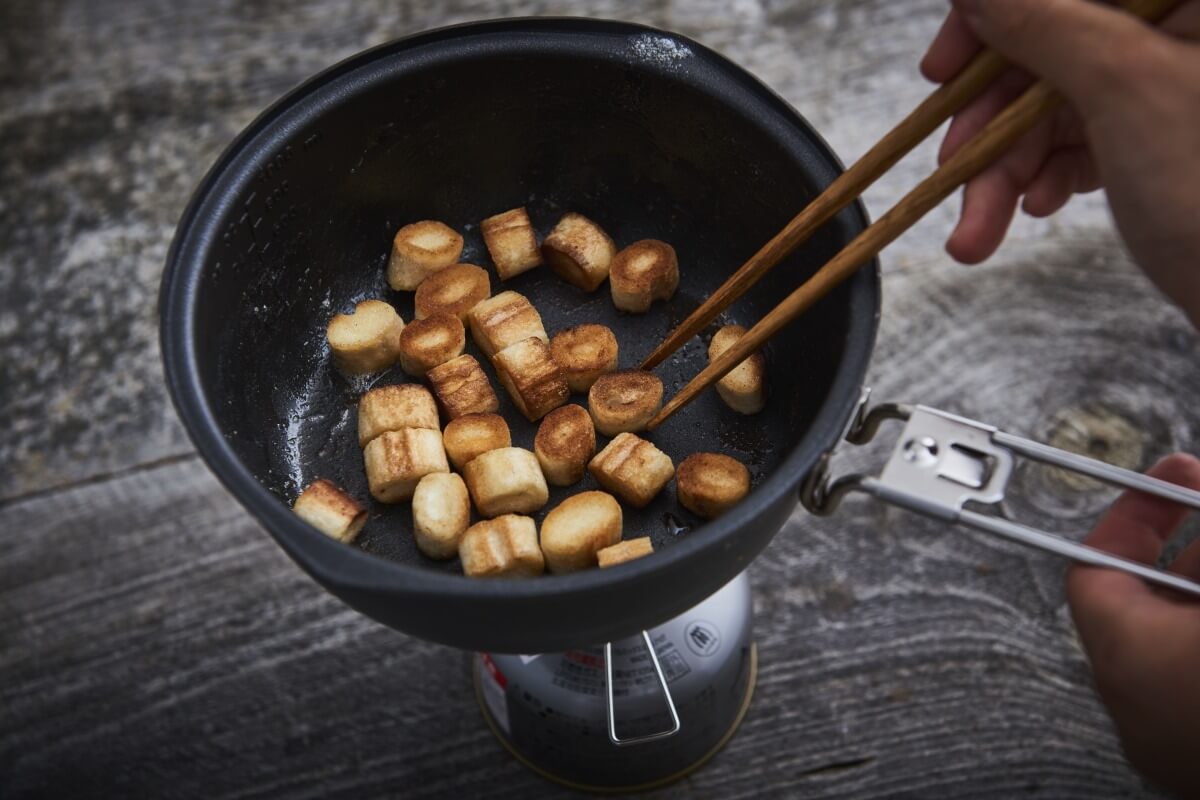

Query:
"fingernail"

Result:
[[950, 0, 983, 25]]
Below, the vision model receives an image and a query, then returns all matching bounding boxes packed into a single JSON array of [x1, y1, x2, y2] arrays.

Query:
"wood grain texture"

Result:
[[2, 0, 1197, 797]]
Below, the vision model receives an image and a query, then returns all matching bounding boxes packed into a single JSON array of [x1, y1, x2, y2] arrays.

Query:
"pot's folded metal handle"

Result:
[[801, 390, 1200, 598]]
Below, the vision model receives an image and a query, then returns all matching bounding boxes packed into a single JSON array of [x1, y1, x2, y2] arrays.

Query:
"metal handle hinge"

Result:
[[801, 392, 1200, 598]]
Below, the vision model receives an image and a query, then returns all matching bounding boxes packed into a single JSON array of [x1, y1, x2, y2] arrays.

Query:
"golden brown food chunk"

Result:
[[534, 404, 597, 486], [326, 299, 404, 375], [412, 472, 471, 559], [442, 412, 512, 471], [676, 452, 751, 519], [414, 263, 491, 321], [357, 384, 440, 447], [292, 479, 367, 543], [609, 239, 679, 313], [492, 337, 569, 422], [462, 447, 550, 517], [708, 325, 766, 414], [597, 537, 654, 568], [388, 220, 464, 291], [541, 212, 617, 292], [588, 432, 675, 508], [467, 290, 548, 359], [397, 312, 466, 377], [481, 207, 542, 280], [539, 491, 623, 574], [426, 354, 500, 420], [363, 428, 450, 503], [587, 370, 664, 436], [550, 324, 619, 393], [459, 514, 545, 578]]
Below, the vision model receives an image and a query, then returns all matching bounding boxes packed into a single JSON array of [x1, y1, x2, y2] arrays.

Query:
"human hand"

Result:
[[921, 0, 1200, 327], [1066, 453, 1200, 798]]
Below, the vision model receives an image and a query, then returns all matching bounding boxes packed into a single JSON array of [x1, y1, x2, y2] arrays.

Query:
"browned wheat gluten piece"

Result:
[[541, 212, 617, 291], [609, 239, 679, 313], [357, 384, 440, 447], [676, 452, 751, 519], [442, 413, 512, 471], [412, 473, 471, 559], [588, 370, 663, 436], [462, 447, 550, 517], [539, 491, 623, 574], [388, 220, 464, 291], [363, 428, 449, 503], [398, 312, 466, 376], [481, 207, 542, 280], [459, 514, 544, 578], [292, 479, 367, 543], [468, 291, 548, 359], [492, 337, 569, 421], [550, 324, 618, 393], [588, 432, 674, 508], [597, 537, 654, 568], [426, 354, 500, 420], [708, 325, 766, 414], [414, 263, 491, 321], [326, 299, 404, 375], [534, 404, 596, 486]]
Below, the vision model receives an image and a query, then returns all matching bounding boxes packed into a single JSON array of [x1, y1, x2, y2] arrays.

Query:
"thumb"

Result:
[[951, 0, 1160, 116]]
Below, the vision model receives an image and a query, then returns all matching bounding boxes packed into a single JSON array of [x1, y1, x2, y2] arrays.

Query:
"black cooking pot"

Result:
[[160, 18, 880, 653]]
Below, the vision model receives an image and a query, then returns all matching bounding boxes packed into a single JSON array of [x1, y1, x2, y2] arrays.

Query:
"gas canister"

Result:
[[474, 571, 755, 791]]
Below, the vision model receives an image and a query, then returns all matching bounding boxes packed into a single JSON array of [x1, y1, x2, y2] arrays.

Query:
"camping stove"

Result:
[[474, 572, 755, 791]]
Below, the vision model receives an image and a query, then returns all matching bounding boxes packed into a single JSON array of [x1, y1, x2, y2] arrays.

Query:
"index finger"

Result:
[[920, 7, 983, 82], [1067, 453, 1200, 641]]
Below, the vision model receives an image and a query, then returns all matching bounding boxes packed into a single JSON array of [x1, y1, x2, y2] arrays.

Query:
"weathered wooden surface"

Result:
[[2, 0, 1195, 797]]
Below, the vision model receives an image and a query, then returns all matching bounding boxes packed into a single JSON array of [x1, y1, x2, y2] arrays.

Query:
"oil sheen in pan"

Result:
[[263, 204, 780, 573]]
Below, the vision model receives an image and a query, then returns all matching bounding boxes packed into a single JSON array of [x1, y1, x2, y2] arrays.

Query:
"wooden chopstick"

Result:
[[647, 0, 1179, 431], [639, 50, 1007, 371]]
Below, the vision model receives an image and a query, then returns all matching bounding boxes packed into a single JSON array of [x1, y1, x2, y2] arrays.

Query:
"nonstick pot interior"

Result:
[[161, 18, 880, 653]]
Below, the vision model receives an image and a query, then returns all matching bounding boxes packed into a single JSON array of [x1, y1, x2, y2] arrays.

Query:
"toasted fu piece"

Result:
[[363, 428, 449, 503], [481, 207, 542, 281], [292, 479, 367, 544], [326, 299, 404, 375], [492, 337, 570, 421], [708, 325, 766, 415], [414, 263, 491, 321], [442, 413, 512, 471], [459, 514, 545, 578], [468, 291, 548, 359], [412, 473, 471, 559], [357, 384, 439, 447], [597, 537, 654, 568], [398, 312, 466, 376], [550, 324, 619, 393], [587, 370, 664, 436], [534, 404, 596, 486], [541, 212, 617, 292], [677, 452, 751, 519], [609, 239, 679, 313], [462, 447, 549, 517], [539, 491, 623, 574], [426, 354, 500, 420], [588, 433, 675, 508], [388, 220, 464, 291]]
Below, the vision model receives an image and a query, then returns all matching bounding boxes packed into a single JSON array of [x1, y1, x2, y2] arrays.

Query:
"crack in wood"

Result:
[[0, 451, 199, 511], [797, 756, 876, 778]]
